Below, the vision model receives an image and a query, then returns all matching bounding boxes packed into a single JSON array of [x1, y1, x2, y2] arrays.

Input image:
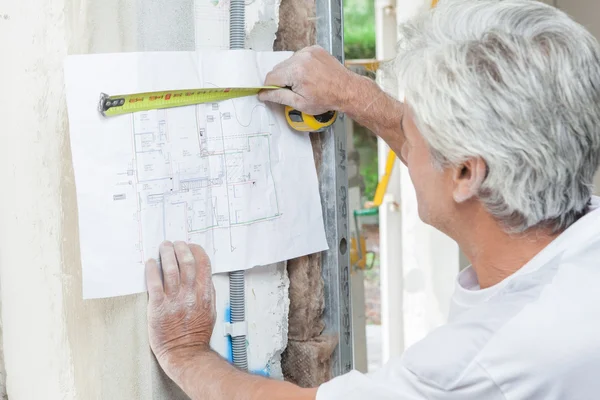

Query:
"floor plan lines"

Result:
[[130, 97, 282, 261], [65, 51, 329, 298]]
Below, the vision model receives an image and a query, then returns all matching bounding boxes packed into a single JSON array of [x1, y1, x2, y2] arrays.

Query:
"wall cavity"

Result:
[[272, 0, 339, 387]]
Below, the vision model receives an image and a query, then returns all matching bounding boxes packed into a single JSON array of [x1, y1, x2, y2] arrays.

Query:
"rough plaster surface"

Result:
[[245, 264, 290, 376], [210, 264, 290, 378], [0, 0, 287, 398], [193, 0, 282, 51], [246, 0, 282, 51]]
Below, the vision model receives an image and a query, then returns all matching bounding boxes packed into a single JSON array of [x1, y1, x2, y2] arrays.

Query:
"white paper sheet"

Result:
[[64, 51, 328, 299]]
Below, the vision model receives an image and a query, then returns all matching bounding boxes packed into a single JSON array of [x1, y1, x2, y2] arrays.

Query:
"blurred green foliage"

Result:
[[360, 150, 379, 201], [344, 0, 376, 60], [354, 125, 379, 201], [344, 0, 378, 201]]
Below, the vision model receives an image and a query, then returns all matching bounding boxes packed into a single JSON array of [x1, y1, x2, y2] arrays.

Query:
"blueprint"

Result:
[[64, 51, 328, 299]]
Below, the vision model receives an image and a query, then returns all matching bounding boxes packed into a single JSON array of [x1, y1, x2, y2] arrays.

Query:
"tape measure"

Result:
[[284, 107, 337, 132], [98, 87, 337, 132]]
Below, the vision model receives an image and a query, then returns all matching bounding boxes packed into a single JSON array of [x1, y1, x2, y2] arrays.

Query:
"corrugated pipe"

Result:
[[230, 0, 245, 50], [229, 270, 247, 370], [229, 0, 248, 372]]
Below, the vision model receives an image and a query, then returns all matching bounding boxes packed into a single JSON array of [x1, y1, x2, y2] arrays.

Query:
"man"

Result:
[[145, 0, 600, 398]]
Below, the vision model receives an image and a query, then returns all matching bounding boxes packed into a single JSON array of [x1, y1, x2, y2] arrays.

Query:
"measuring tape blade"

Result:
[[99, 86, 280, 117]]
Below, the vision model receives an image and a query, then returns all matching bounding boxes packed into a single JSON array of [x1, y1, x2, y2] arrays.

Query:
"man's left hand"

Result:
[[145, 241, 216, 378]]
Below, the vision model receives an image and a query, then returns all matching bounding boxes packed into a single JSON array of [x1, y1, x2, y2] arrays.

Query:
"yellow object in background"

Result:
[[364, 150, 397, 209], [350, 236, 368, 270], [351, 208, 378, 271]]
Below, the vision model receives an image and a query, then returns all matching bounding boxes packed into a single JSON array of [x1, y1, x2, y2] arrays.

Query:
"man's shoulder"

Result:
[[400, 307, 511, 391], [401, 241, 600, 393]]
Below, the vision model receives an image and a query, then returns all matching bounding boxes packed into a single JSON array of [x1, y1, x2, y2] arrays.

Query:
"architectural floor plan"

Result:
[[65, 51, 328, 298], [130, 99, 281, 262]]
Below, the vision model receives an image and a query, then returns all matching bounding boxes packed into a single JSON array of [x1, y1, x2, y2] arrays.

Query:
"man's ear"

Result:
[[452, 157, 487, 203]]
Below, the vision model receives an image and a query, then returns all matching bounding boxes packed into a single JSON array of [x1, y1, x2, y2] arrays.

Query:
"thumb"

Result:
[[258, 88, 304, 109]]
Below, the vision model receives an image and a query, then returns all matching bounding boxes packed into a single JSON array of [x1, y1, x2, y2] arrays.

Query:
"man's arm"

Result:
[[343, 74, 406, 157], [146, 241, 317, 400], [167, 349, 317, 400], [258, 45, 406, 157]]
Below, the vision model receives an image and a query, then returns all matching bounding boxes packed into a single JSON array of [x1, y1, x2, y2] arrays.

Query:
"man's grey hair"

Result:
[[395, 0, 600, 233]]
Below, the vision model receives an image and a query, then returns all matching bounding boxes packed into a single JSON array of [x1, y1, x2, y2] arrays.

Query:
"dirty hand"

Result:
[[258, 45, 356, 115], [145, 241, 216, 378]]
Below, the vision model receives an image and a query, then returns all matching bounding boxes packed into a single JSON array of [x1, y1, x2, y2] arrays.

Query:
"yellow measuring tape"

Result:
[[98, 87, 337, 132]]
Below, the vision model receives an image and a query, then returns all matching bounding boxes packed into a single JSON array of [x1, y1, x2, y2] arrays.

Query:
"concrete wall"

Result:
[[0, 0, 288, 398]]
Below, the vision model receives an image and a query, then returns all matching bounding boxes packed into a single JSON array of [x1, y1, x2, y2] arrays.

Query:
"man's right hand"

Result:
[[260, 45, 406, 161], [258, 45, 357, 115]]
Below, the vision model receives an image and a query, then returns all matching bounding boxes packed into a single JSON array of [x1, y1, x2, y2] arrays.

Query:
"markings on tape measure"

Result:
[[98, 86, 337, 133], [99, 86, 280, 117]]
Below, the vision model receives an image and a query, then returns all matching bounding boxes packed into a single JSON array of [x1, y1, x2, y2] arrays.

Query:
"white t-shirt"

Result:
[[318, 196, 600, 399]]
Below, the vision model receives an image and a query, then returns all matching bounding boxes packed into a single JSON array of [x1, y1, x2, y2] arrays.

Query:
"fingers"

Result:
[[153, 241, 213, 297], [263, 65, 292, 88], [159, 241, 180, 295], [258, 88, 305, 109], [173, 241, 196, 287], [259, 46, 346, 115], [189, 244, 213, 297], [145, 258, 164, 304]]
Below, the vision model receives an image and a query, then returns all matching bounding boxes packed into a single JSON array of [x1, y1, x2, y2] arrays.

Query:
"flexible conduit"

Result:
[[229, 271, 247, 370], [229, 0, 248, 371], [230, 0, 245, 50]]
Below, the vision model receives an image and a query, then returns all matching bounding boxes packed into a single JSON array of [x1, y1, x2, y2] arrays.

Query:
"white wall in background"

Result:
[[375, 0, 460, 363]]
